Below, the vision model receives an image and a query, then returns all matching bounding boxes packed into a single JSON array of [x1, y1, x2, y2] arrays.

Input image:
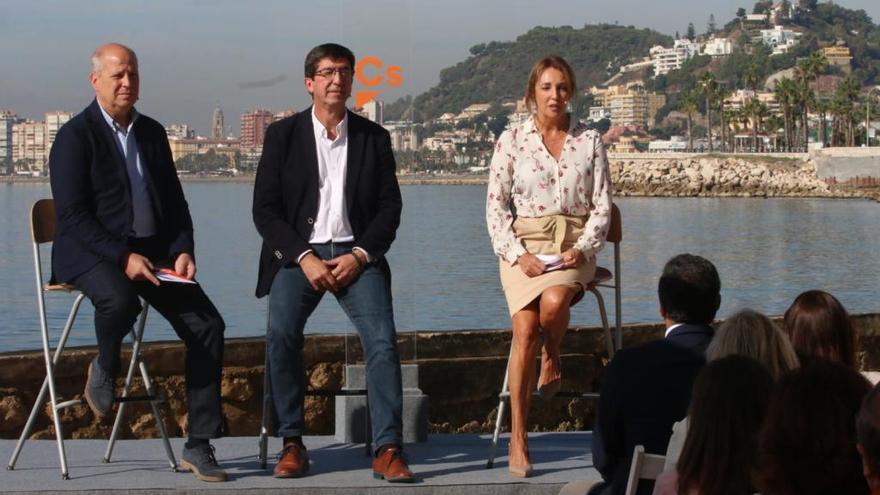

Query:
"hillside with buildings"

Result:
[[2, 1, 878, 178]]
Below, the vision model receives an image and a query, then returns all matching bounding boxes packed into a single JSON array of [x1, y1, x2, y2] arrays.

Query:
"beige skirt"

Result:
[[499, 215, 597, 316]]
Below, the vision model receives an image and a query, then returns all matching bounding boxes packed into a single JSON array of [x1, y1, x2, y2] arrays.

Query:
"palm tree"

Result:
[[833, 77, 861, 146], [743, 62, 762, 93], [745, 97, 769, 151], [679, 91, 699, 151], [699, 72, 718, 152], [715, 85, 732, 152], [795, 51, 828, 149], [773, 77, 797, 151]]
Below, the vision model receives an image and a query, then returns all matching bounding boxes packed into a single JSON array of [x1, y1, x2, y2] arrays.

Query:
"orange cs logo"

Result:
[[354, 56, 403, 108]]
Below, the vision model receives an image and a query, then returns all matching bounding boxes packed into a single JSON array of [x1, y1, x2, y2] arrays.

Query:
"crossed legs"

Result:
[[507, 284, 580, 471]]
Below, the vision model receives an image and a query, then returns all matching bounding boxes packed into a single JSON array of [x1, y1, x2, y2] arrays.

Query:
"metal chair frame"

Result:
[[486, 203, 623, 469], [6, 199, 176, 479]]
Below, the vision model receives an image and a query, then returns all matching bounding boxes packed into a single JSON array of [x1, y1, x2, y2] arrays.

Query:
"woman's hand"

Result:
[[516, 253, 546, 277], [561, 248, 585, 269]]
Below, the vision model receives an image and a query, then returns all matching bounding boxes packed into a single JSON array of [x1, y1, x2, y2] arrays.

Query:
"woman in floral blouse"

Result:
[[486, 55, 613, 478]]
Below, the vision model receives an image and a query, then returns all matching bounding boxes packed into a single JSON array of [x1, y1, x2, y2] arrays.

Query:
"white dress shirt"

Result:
[[309, 107, 353, 244], [296, 109, 371, 264]]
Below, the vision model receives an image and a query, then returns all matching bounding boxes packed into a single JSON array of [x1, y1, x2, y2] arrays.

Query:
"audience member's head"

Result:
[[784, 289, 857, 368], [677, 355, 773, 495], [760, 362, 871, 495], [707, 309, 800, 380], [857, 383, 880, 494], [657, 254, 721, 325]]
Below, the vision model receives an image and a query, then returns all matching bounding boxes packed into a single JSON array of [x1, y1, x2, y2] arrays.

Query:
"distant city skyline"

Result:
[[3, 0, 878, 133]]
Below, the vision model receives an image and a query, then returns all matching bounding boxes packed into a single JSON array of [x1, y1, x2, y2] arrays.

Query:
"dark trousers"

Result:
[[267, 242, 403, 450], [73, 237, 225, 439]]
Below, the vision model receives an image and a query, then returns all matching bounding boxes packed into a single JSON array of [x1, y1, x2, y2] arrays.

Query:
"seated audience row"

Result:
[[588, 250, 867, 495]]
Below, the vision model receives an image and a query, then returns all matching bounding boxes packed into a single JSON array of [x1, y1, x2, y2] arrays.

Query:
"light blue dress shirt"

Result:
[[98, 104, 157, 238]]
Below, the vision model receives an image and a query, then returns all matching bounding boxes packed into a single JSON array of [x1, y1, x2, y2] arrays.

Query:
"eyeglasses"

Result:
[[313, 67, 353, 79]]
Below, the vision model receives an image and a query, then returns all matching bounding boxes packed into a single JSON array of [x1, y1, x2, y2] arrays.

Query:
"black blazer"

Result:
[[49, 99, 194, 283], [591, 323, 714, 495], [252, 108, 402, 298]]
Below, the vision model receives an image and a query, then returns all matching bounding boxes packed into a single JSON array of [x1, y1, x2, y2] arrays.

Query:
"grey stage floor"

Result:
[[0, 432, 600, 494]]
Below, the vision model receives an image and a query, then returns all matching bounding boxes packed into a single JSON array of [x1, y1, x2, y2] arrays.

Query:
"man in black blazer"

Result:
[[589, 254, 721, 495], [252, 43, 412, 482], [49, 43, 226, 482]]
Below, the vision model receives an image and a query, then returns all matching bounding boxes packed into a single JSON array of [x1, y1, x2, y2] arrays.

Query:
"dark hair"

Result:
[[657, 253, 721, 325], [759, 362, 871, 495], [525, 55, 577, 114], [304, 43, 355, 78], [858, 383, 880, 484], [676, 356, 773, 495], [783, 290, 857, 368]]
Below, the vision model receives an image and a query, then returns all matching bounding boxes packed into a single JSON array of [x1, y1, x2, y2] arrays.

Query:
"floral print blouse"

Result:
[[486, 115, 613, 264]]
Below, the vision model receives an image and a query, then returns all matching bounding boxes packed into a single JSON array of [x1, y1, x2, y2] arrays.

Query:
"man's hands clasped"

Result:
[[300, 251, 367, 292]]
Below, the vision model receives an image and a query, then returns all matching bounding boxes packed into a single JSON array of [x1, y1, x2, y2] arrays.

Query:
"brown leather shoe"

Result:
[[372, 446, 415, 483], [273, 443, 310, 478]]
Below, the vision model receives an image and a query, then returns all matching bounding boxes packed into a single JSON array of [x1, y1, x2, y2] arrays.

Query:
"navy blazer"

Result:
[[252, 108, 402, 298], [49, 100, 194, 283], [592, 323, 714, 495]]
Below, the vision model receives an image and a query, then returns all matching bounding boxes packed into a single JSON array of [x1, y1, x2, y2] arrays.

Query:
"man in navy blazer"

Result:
[[252, 43, 412, 482], [589, 254, 721, 495], [49, 43, 226, 482]]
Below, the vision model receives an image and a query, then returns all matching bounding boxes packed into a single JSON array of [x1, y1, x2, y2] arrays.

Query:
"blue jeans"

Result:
[[267, 242, 403, 450]]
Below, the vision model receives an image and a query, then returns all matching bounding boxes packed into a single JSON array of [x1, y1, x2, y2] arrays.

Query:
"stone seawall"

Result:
[[3, 314, 880, 440], [609, 154, 856, 198]]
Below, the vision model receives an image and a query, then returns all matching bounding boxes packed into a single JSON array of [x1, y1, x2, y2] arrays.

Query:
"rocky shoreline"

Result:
[[608, 155, 858, 198], [3, 155, 876, 200]]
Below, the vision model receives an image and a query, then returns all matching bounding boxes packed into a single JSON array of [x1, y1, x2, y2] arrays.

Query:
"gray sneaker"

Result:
[[180, 444, 227, 482], [84, 357, 114, 419]]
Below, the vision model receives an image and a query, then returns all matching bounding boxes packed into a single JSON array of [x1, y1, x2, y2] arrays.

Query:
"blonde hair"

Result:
[[707, 309, 799, 380], [524, 55, 577, 114]]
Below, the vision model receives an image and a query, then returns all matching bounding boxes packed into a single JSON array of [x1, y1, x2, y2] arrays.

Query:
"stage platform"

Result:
[[1, 432, 600, 494]]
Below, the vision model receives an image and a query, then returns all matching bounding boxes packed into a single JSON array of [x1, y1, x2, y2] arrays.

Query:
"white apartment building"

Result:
[[383, 122, 419, 151], [12, 120, 47, 173], [0, 111, 24, 166], [761, 26, 802, 55], [588, 106, 612, 122], [702, 37, 732, 57], [361, 100, 385, 124], [166, 124, 194, 139], [45, 111, 72, 156], [650, 39, 700, 76]]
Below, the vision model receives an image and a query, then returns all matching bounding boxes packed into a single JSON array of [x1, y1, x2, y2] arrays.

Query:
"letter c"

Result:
[[356, 56, 383, 87]]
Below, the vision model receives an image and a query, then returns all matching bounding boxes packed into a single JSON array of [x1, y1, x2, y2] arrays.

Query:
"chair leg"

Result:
[[8, 293, 85, 477], [137, 358, 178, 471], [104, 304, 163, 466], [258, 339, 271, 470], [589, 288, 614, 360], [487, 345, 514, 469]]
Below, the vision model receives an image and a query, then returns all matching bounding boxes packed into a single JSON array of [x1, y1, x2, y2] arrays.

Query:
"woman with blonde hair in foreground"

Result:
[[663, 309, 799, 468]]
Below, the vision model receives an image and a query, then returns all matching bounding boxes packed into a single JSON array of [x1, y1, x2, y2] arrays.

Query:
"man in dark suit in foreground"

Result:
[[50, 43, 226, 482], [589, 253, 720, 495], [252, 43, 412, 482]]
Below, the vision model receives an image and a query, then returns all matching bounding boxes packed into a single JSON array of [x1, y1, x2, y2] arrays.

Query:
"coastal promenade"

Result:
[[0, 433, 596, 494]]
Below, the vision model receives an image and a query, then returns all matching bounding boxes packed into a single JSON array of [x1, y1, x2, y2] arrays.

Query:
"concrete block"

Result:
[[335, 364, 428, 444]]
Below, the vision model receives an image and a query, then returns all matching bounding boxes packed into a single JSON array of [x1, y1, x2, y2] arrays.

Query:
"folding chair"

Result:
[[6, 199, 176, 479], [486, 203, 622, 469], [257, 327, 372, 469], [624, 445, 666, 495]]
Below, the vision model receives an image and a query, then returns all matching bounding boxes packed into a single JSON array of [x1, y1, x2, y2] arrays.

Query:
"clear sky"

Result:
[[2, 0, 877, 134]]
